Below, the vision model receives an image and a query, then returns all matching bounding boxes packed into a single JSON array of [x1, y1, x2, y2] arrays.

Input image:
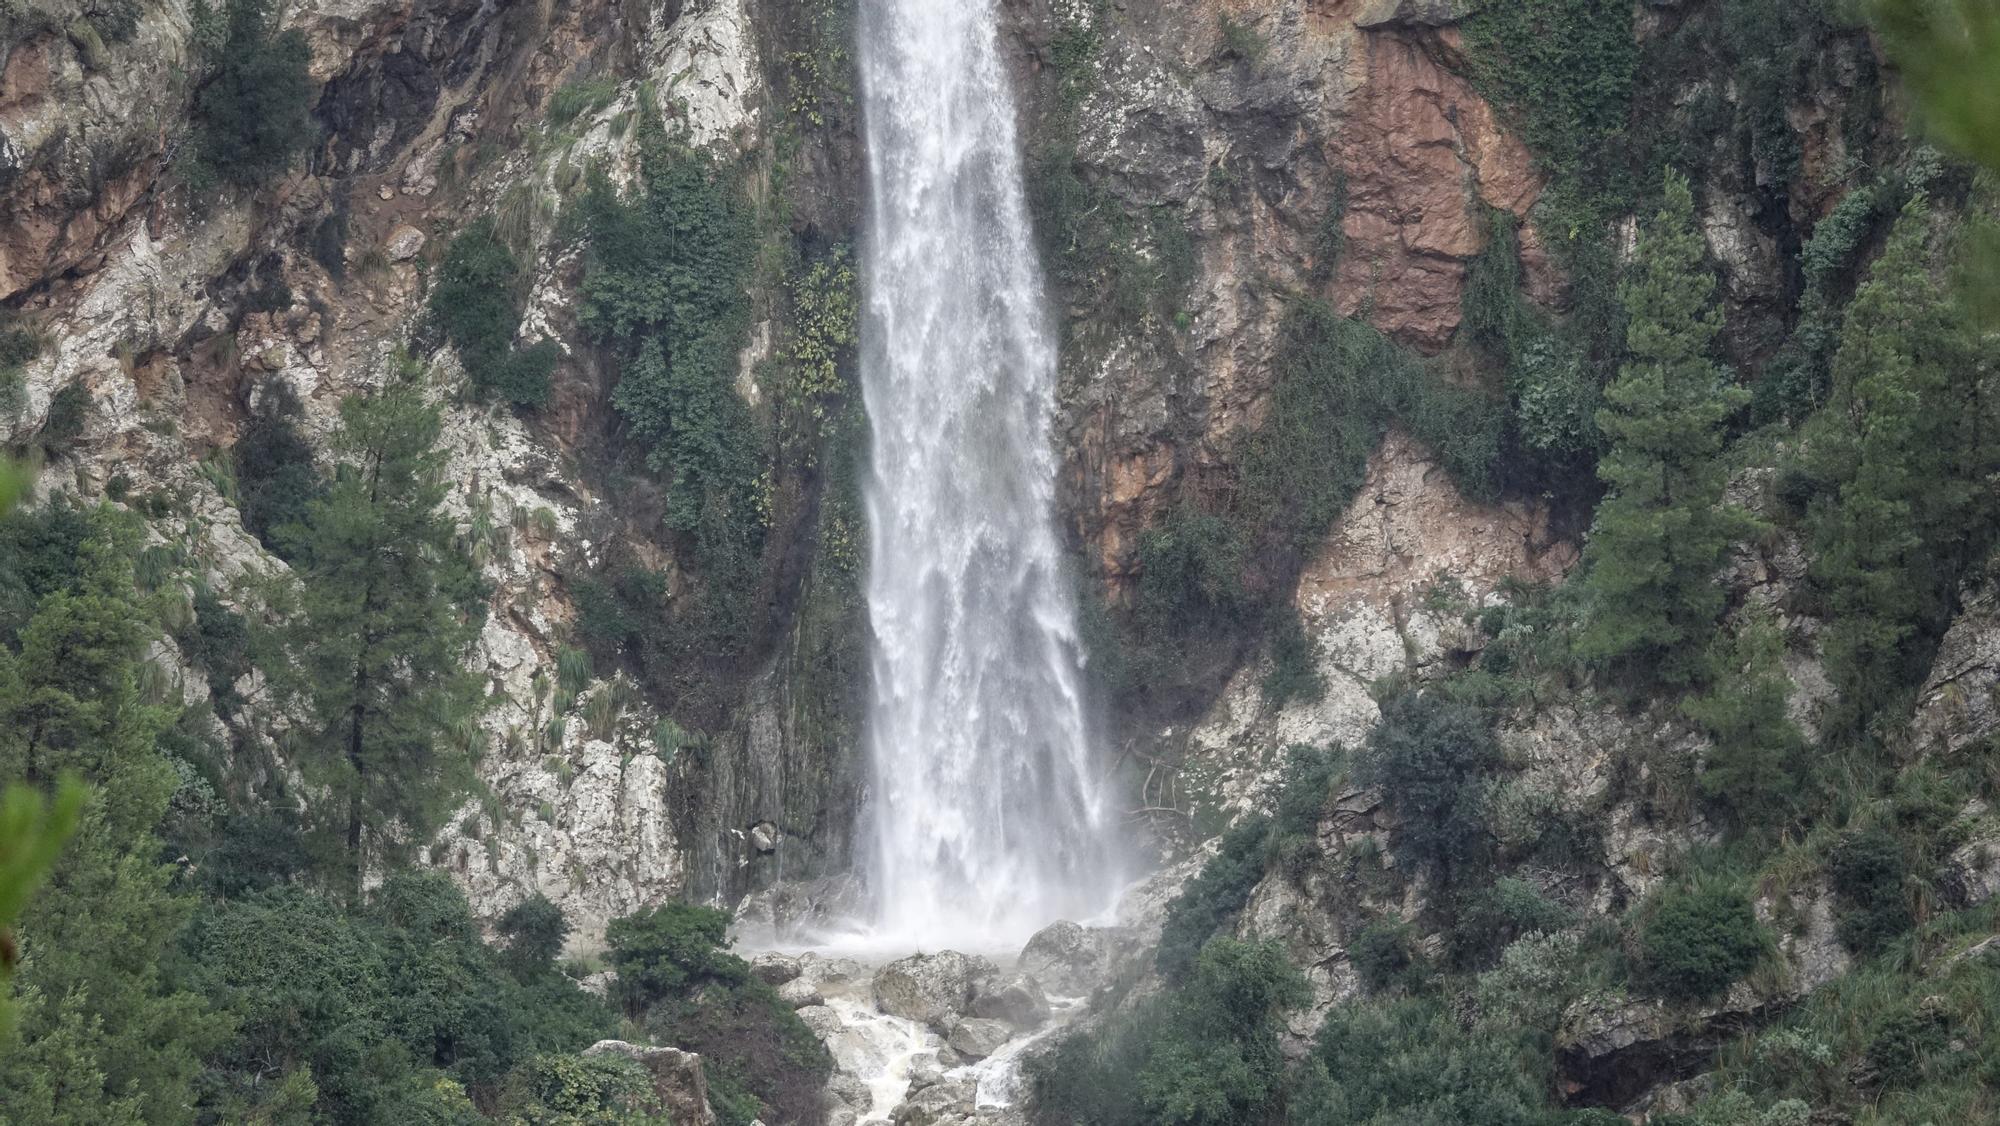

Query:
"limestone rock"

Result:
[[796, 1004, 845, 1041], [585, 1040, 717, 1126], [750, 951, 802, 986], [946, 1017, 1013, 1061], [873, 951, 998, 1031], [1019, 921, 1130, 996], [968, 973, 1050, 1031], [778, 977, 825, 1009]]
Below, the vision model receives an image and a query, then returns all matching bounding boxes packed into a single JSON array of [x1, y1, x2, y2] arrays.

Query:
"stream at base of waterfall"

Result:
[[733, 911, 1147, 1126]]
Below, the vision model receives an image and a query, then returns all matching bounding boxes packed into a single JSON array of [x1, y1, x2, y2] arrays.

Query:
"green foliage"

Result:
[[1826, 829, 1915, 957], [605, 902, 830, 1126], [545, 75, 619, 129], [604, 902, 743, 1010], [1797, 196, 1999, 736], [187, 0, 315, 189], [182, 873, 616, 1123], [0, 319, 40, 416], [579, 122, 766, 666], [1293, 996, 1577, 1125], [1684, 620, 1808, 833], [1873, 0, 2000, 171], [1350, 919, 1423, 993], [1260, 609, 1325, 708], [1448, 877, 1576, 971], [497, 1052, 669, 1125], [429, 219, 557, 407], [1358, 690, 1503, 884], [1028, 937, 1307, 1126], [498, 895, 570, 980], [234, 381, 325, 559], [1135, 506, 1248, 635], [1577, 173, 1756, 687], [280, 371, 488, 884], [0, 509, 228, 1124], [1461, 0, 1637, 205], [1240, 303, 1505, 563], [0, 778, 83, 1034], [38, 381, 89, 454], [1154, 815, 1272, 983], [1637, 880, 1769, 1002]]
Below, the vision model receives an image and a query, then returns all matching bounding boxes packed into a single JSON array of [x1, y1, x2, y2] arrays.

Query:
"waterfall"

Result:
[[855, 0, 1118, 950]]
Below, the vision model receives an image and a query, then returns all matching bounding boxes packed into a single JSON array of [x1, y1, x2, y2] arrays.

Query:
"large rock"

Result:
[[946, 1017, 1014, 1061], [585, 1040, 717, 1126], [749, 951, 802, 985], [969, 973, 1051, 1032], [1018, 922, 1131, 996], [873, 951, 998, 1030], [778, 977, 825, 1008]]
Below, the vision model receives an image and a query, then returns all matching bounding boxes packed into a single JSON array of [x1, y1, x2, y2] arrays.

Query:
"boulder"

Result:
[[969, 973, 1051, 1032], [584, 1040, 717, 1126], [873, 950, 998, 1030], [796, 1004, 845, 1040], [750, 951, 802, 986], [946, 1017, 1014, 1061], [1019, 921, 1128, 996], [891, 1074, 976, 1126], [778, 977, 825, 1008]]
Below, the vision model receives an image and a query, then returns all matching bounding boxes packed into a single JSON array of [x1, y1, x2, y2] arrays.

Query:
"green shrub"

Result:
[[1350, 919, 1422, 993], [0, 320, 39, 416], [1448, 877, 1576, 970], [545, 74, 619, 128], [1638, 882, 1768, 1002], [1260, 610, 1325, 708], [1460, 0, 1637, 207], [1294, 996, 1573, 1125], [1358, 691, 1503, 883], [429, 219, 555, 407], [605, 902, 830, 1126], [1135, 506, 1248, 635], [187, 0, 315, 189], [1827, 829, 1914, 957], [37, 380, 90, 454], [1029, 937, 1307, 1126], [234, 380, 324, 558], [497, 895, 569, 980], [497, 1052, 668, 1124], [1155, 816, 1272, 982]]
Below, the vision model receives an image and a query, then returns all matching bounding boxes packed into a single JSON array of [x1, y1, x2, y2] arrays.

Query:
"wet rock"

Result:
[[585, 1040, 717, 1126], [946, 1017, 1013, 1061], [873, 951, 998, 1030], [778, 977, 825, 1008], [827, 1072, 872, 1110], [796, 1004, 845, 1041], [891, 1074, 976, 1126], [1019, 921, 1129, 996], [969, 972, 1050, 1031], [750, 951, 802, 985]]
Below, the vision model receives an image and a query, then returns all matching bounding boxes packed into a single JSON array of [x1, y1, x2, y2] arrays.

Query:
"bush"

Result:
[[39, 381, 89, 453], [1827, 829, 1914, 957], [188, 0, 315, 188], [1135, 506, 1249, 635], [1638, 882, 1768, 1002], [1448, 877, 1576, 970], [234, 381, 324, 557], [1350, 919, 1422, 993], [497, 895, 569, 979], [1261, 610, 1325, 708], [1294, 996, 1571, 1125], [429, 220, 556, 407], [605, 902, 830, 1126], [1028, 938, 1307, 1126], [1358, 691, 1504, 882], [1155, 816, 1272, 982]]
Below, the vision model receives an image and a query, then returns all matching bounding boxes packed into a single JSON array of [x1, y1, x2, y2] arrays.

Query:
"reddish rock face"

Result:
[[1329, 26, 1547, 352]]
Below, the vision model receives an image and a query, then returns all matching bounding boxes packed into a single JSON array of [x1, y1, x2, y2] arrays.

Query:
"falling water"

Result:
[[856, 0, 1118, 950]]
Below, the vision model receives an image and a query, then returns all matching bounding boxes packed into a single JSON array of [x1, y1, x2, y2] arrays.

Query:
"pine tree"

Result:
[[283, 367, 487, 887], [1578, 171, 1756, 686], [1803, 196, 1998, 730], [0, 511, 227, 1124]]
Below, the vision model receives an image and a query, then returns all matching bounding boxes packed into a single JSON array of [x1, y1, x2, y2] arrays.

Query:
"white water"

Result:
[[855, 0, 1120, 951]]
